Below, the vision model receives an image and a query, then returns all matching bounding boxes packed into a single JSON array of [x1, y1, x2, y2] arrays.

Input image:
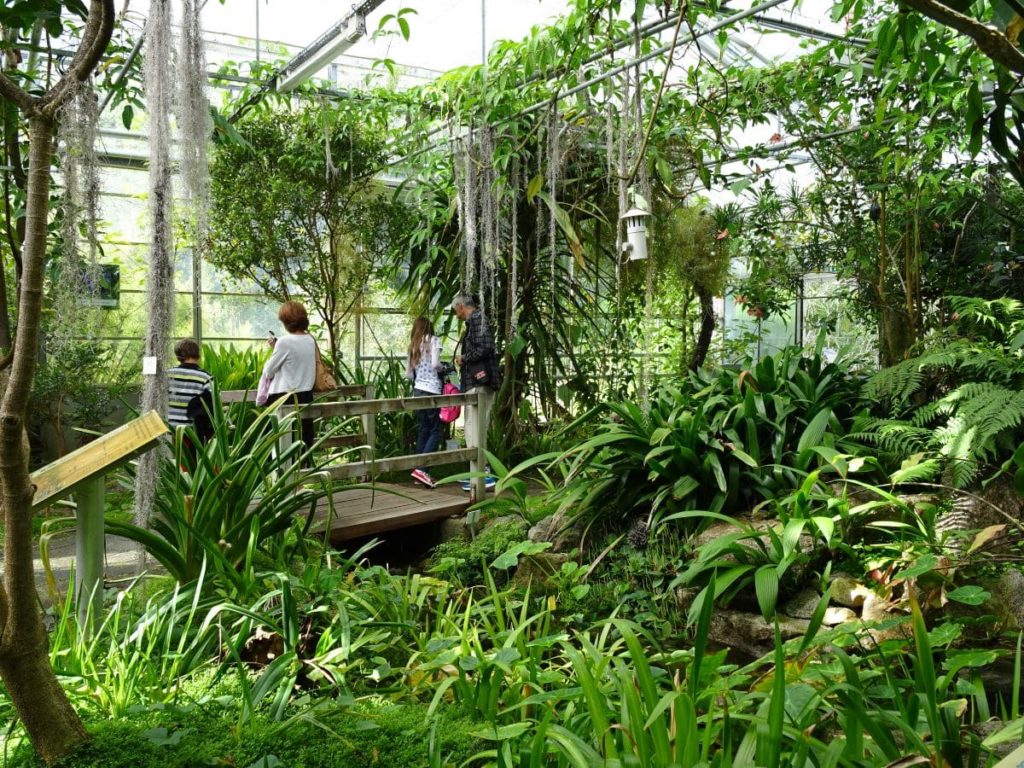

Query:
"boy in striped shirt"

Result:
[[167, 338, 215, 443]]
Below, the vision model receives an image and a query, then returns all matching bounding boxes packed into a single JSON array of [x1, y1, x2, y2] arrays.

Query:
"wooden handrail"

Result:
[[324, 448, 477, 480], [220, 384, 370, 404], [296, 392, 479, 419]]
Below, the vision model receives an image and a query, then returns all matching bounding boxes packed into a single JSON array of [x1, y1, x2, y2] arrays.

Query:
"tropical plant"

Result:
[[859, 296, 1024, 486], [29, 339, 137, 457], [553, 344, 866, 533], [208, 101, 411, 366], [107, 393, 333, 599], [200, 343, 268, 392]]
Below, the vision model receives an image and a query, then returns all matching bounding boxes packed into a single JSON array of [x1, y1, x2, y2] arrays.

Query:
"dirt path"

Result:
[[26, 531, 155, 605]]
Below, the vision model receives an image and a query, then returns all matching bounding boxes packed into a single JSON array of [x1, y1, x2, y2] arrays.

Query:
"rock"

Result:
[[969, 719, 1020, 760], [691, 517, 817, 562], [937, 475, 1023, 554], [823, 606, 857, 626], [860, 592, 910, 642], [984, 568, 1024, 631], [829, 573, 871, 608], [675, 587, 699, 612], [781, 588, 822, 619], [528, 510, 584, 553], [513, 552, 568, 590], [241, 626, 283, 667], [780, 591, 856, 626], [438, 516, 469, 543], [707, 609, 810, 660]]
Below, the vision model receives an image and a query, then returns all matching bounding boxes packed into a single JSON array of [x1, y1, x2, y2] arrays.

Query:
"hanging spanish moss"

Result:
[[134, 0, 175, 536], [178, 0, 211, 352], [52, 80, 102, 350], [508, 156, 519, 337], [177, 0, 212, 222], [462, 127, 478, 293], [478, 125, 501, 313], [546, 104, 560, 317]]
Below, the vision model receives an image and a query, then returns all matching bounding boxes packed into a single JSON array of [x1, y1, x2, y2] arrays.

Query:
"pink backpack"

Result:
[[439, 381, 461, 423]]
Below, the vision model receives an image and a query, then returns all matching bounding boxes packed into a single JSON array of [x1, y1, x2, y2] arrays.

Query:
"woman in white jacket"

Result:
[[259, 301, 317, 447]]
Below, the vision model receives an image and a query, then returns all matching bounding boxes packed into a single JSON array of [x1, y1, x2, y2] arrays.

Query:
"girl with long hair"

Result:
[[405, 315, 443, 487]]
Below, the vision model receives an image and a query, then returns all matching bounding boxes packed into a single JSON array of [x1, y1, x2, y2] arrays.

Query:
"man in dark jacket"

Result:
[[453, 293, 499, 499], [453, 293, 500, 392]]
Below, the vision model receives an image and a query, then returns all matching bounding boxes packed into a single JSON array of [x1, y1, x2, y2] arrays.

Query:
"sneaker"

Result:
[[411, 469, 436, 488], [460, 476, 497, 492]]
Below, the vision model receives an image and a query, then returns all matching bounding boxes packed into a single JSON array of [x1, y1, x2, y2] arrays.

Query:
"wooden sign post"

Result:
[[30, 411, 168, 632]]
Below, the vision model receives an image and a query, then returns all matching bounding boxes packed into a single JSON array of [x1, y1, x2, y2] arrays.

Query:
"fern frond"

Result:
[[890, 457, 942, 485], [851, 419, 932, 456]]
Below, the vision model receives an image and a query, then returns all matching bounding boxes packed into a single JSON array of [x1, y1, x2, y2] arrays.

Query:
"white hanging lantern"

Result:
[[620, 205, 651, 261]]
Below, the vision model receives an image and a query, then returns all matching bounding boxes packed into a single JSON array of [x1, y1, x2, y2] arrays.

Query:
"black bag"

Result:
[[465, 359, 490, 385]]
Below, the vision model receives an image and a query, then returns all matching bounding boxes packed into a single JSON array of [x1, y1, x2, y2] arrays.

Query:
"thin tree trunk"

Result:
[[0, 2, 113, 761], [0, 231, 11, 350], [689, 286, 715, 371], [0, 115, 88, 762]]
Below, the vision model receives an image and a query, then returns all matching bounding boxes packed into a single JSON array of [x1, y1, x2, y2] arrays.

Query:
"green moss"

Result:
[[429, 519, 528, 586], [5, 701, 483, 768]]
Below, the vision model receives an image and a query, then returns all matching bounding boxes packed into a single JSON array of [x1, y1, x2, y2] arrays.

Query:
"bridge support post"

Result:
[[466, 389, 489, 503], [361, 384, 376, 482], [75, 474, 105, 636]]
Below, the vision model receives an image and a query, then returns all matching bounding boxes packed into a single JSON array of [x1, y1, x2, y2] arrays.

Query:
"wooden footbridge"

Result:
[[28, 385, 489, 631], [221, 384, 491, 544]]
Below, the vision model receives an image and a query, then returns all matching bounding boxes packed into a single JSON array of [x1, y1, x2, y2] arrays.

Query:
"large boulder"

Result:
[[706, 609, 811, 659], [980, 568, 1024, 632], [513, 552, 569, 590], [528, 510, 584, 553]]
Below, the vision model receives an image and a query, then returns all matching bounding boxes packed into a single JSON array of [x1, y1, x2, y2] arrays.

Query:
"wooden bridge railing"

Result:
[[222, 386, 490, 501], [220, 384, 378, 465], [301, 391, 488, 499]]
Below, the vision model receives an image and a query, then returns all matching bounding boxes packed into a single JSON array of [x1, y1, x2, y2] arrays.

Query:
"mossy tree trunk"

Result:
[[0, 2, 114, 763], [688, 285, 715, 371]]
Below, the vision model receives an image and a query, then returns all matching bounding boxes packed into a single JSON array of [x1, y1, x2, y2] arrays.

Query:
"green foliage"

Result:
[[108, 394, 330, 599], [429, 518, 528, 587], [3, 699, 482, 768], [29, 340, 137, 458], [200, 343, 269, 392], [554, 345, 865, 531], [208, 103, 410, 364], [860, 297, 1024, 486]]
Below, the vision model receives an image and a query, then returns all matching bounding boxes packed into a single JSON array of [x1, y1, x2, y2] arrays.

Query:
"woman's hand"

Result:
[[456, 354, 463, 366], [268, 335, 277, 349]]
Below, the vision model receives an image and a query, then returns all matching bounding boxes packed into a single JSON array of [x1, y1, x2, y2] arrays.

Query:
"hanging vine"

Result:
[[53, 80, 102, 351], [134, 0, 175, 534]]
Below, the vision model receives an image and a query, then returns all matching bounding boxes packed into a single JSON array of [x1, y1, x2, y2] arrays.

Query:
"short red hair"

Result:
[[278, 301, 309, 333]]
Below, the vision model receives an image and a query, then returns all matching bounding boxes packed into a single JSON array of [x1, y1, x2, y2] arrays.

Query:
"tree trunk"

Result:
[[0, 116, 88, 761], [0, 232, 11, 351], [688, 286, 715, 371], [877, 302, 916, 368]]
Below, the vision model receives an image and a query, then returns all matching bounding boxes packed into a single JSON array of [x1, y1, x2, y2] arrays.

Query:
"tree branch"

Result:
[[42, 0, 116, 116], [901, 0, 1024, 75], [0, 73, 36, 116]]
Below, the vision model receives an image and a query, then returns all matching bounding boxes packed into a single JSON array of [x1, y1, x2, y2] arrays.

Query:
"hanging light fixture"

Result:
[[620, 203, 651, 261]]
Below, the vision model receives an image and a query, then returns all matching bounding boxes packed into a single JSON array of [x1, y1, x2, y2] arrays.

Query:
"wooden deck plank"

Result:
[[310, 481, 470, 542]]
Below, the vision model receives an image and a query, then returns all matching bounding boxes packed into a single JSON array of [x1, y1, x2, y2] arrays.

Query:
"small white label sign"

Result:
[[142, 356, 158, 375]]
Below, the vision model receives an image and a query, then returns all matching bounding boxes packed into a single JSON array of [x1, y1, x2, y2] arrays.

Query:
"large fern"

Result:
[[862, 297, 1024, 487]]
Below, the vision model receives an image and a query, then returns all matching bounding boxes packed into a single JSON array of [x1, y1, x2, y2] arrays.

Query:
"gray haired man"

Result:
[[452, 294, 499, 499]]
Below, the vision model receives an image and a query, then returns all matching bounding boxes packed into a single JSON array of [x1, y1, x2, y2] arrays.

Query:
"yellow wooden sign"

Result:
[[30, 410, 168, 511]]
